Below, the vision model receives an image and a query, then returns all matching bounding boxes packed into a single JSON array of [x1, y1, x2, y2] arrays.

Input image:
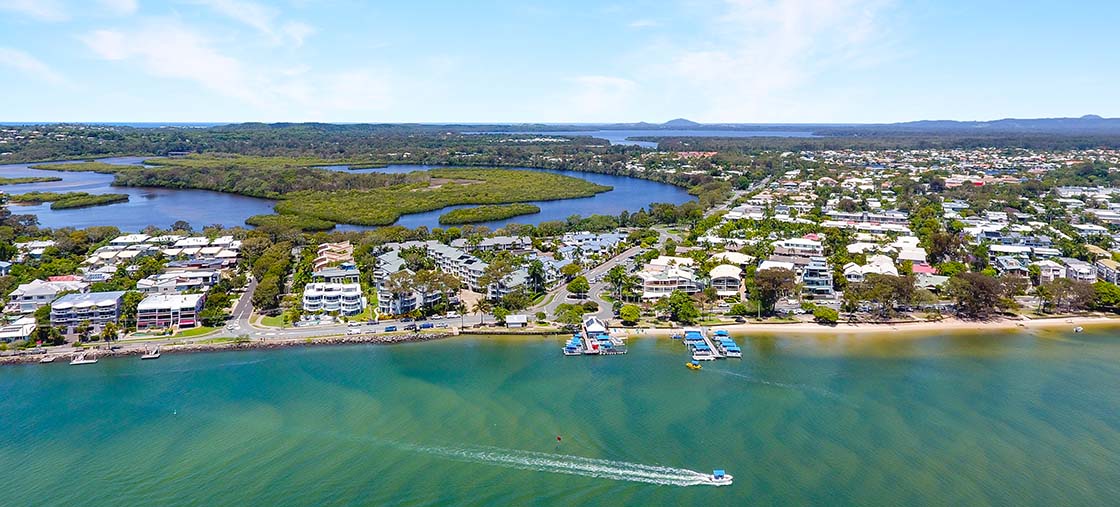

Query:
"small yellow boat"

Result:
[[686, 360, 702, 370]]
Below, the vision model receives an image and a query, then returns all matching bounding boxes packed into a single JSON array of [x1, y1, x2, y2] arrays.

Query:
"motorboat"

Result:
[[701, 469, 733, 486], [1074, 326, 1084, 333], [39, 355, 56, 363], [141, 347, 161, 360], [686, 360, 702, 370], [69, 353, 98, 365]]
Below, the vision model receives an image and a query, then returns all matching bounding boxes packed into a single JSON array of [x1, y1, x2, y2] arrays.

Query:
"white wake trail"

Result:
[[401, 443, 713, 487]]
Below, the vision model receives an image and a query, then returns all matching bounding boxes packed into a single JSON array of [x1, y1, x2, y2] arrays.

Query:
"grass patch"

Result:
[[0, 176, 63, 185], [7, 191, 129, 209], [438, 203, 541, 225], [29, 161, 133, 174], [260, 315, 285, 327], [176, 326, 216, 337]]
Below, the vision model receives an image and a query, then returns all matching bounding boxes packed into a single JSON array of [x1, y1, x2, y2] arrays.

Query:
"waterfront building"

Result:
[[801, 257, 835, 300], [709, 264, 743, 297], [136, 294, 205, 329], [637, 257, 701, 300], [50, 291, 126, 335], [3, 279, 90, 314], [0, 316, 37, 343], [1061, 258, 1097, 283], [312, 262, 361, 284], [136, 270, 221, 295], [302, 283, 366, 316]]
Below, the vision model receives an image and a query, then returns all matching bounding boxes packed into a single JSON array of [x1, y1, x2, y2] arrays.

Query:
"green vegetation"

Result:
[[7, 191, 129, 209], [28, 161, 133, 174], [438, 203, 541, 225], [260, 315, 285, 327], [0, 176, 63, 185], [176, 326, 216, 338], [245, 213, 336, 231], [275, 168, 611, 226]]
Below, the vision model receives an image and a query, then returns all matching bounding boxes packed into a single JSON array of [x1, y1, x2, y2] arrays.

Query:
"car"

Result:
[[384, 325, 397, 332], [346, 329, 361, 335], [347, 322, 361, 327], [436, 323, 448, 328], [404, 324, 418, 331], [419, 322, 434, 329], [445, 312, 460, 319], [400, 317, 413, 323]]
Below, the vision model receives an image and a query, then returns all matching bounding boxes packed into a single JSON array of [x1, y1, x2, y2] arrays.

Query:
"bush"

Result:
[[619, 304, 641, 325], [812, 306, 839, 325]]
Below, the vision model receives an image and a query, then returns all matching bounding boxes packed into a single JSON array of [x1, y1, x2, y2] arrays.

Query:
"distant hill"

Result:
[[662, 118, 702, 128], [888, 115, 1120, 133]]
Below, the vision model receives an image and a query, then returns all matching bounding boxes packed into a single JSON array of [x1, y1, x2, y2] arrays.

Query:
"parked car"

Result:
[[347, 322, 361, 327], [404, 324, 418, 331], [436, 323, 448, 328], [346, 329, 361, 335], [384, 325, 397, 332], [445, 311, 460, 319], [419, 322, 434, 329], [400, 317, 413, 323]]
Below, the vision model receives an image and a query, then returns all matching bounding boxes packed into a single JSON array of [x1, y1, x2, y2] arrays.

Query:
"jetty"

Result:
[[681, 327, 741, 360], [563, 316, 627, 356]]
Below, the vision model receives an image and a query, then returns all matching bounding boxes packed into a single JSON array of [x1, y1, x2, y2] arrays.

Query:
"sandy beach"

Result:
[[615, 315, 1120, 338]]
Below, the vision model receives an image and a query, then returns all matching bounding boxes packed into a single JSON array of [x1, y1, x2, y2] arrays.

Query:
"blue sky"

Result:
[[1, 0, 1118, 123]]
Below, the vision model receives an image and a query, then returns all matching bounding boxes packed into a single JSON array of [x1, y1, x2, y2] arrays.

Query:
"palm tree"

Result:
[[527, 260, 547, 294], [472, 299, 493, 325]]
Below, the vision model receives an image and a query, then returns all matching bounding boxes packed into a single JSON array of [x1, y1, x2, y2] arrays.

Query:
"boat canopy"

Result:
[[714, 469, 725, 478]]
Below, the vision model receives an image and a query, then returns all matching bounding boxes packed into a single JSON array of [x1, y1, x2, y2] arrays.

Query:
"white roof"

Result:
[[710, 252, 755, 265], [758, 260, 795, 271], [710, 264, 743, 279], [173, 237, 210, 247], [138, 293, 205, 311]]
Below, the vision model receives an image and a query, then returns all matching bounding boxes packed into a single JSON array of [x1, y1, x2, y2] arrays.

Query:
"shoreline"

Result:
[[0, 331, 455, 366], [4, 316, 1117, 366], [617, 315, 1120, 338]]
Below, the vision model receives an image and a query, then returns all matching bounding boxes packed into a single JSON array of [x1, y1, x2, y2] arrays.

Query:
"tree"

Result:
[[619, 304, 641, 325], [560, 263, 581, 280], [527, 259, 547, 294], [170, 220, 192, 232], [728, 303, 750, 316], [753, 268, 796, 315], [99, 321, 119, 343], [945, 272, 1006, 318], [1093, 281, 1120, 312], [606, 264, 629, 299], [119, 291, 144, 331], [566, 276, 590, 297], [472, 299, 493, 324], [1038, 278, 1094, 313], [75, 320, 93, 342], [812, 306, 839, 325], [553, 303, 585, 328], [663, 290, 701, 324]]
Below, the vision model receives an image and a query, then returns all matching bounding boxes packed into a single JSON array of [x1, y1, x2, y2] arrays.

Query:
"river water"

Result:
[[493, 129, 819, 148], [0, 160, 692, 231], [2, 330, 1117, 506]]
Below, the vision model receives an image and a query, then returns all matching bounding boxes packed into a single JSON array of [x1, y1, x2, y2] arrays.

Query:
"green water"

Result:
[[3, 330, 1120, 506]]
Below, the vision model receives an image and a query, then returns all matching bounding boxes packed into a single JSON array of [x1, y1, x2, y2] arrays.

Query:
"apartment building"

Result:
[[709, 264, 743, 297], [1096, 258, 1120, 284], [801, 257, 835, 300], [136, 293, 205, 330], [3, 279, 89, 314], [313, 241, 354, 271], [50, 291, 126, 335]]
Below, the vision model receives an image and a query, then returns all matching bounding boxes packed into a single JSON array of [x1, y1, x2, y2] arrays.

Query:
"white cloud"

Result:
[[0, 46, 67, 85], [666, 0, 894, 122], [80, 20, 390, 116], [561, 75, 638, 121], [0, 0, 68, 21], [98, 0, 139, 16], [628, 19, 660, 28], [191, 0, 316, 46]]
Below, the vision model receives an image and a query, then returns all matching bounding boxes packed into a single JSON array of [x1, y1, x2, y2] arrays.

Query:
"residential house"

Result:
[[637, 257, 701, 300], [313, 241, 354, 271], [0, 316, 37, 343], [1031, 260, 1066, 283], [3, 279, 89, 314], [994, 256, 1029, 277], [801, 257, 835, 300], [709, 264, 743, 298], [1096, 258, 1120, 284], [1061, 258, 1097, 283]]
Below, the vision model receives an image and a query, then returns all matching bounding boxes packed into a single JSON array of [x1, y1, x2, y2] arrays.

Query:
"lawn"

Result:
[[176, 326, 216, 338], [259, 315, 285, 327]]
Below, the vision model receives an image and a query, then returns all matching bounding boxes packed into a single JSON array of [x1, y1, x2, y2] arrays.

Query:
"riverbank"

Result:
[[617, 315, 1120, 338], [0, 331, 455, 366]]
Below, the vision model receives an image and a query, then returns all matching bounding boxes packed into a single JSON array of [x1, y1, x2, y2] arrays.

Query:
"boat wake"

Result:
[[708, 369, 851, 405], [398, 442, 714, 487]]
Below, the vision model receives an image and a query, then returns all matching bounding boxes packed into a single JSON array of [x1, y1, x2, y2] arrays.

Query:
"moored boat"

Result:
[[686, 359, 702, 370], [141, 347, 161, 360], [39, 355, 56, 363]]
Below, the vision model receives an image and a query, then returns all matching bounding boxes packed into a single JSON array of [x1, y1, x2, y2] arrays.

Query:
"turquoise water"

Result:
[[2, 330, 1119, 505]]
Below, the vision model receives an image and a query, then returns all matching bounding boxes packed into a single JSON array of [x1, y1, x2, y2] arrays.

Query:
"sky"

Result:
[[0, 0, 1118, 124]]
